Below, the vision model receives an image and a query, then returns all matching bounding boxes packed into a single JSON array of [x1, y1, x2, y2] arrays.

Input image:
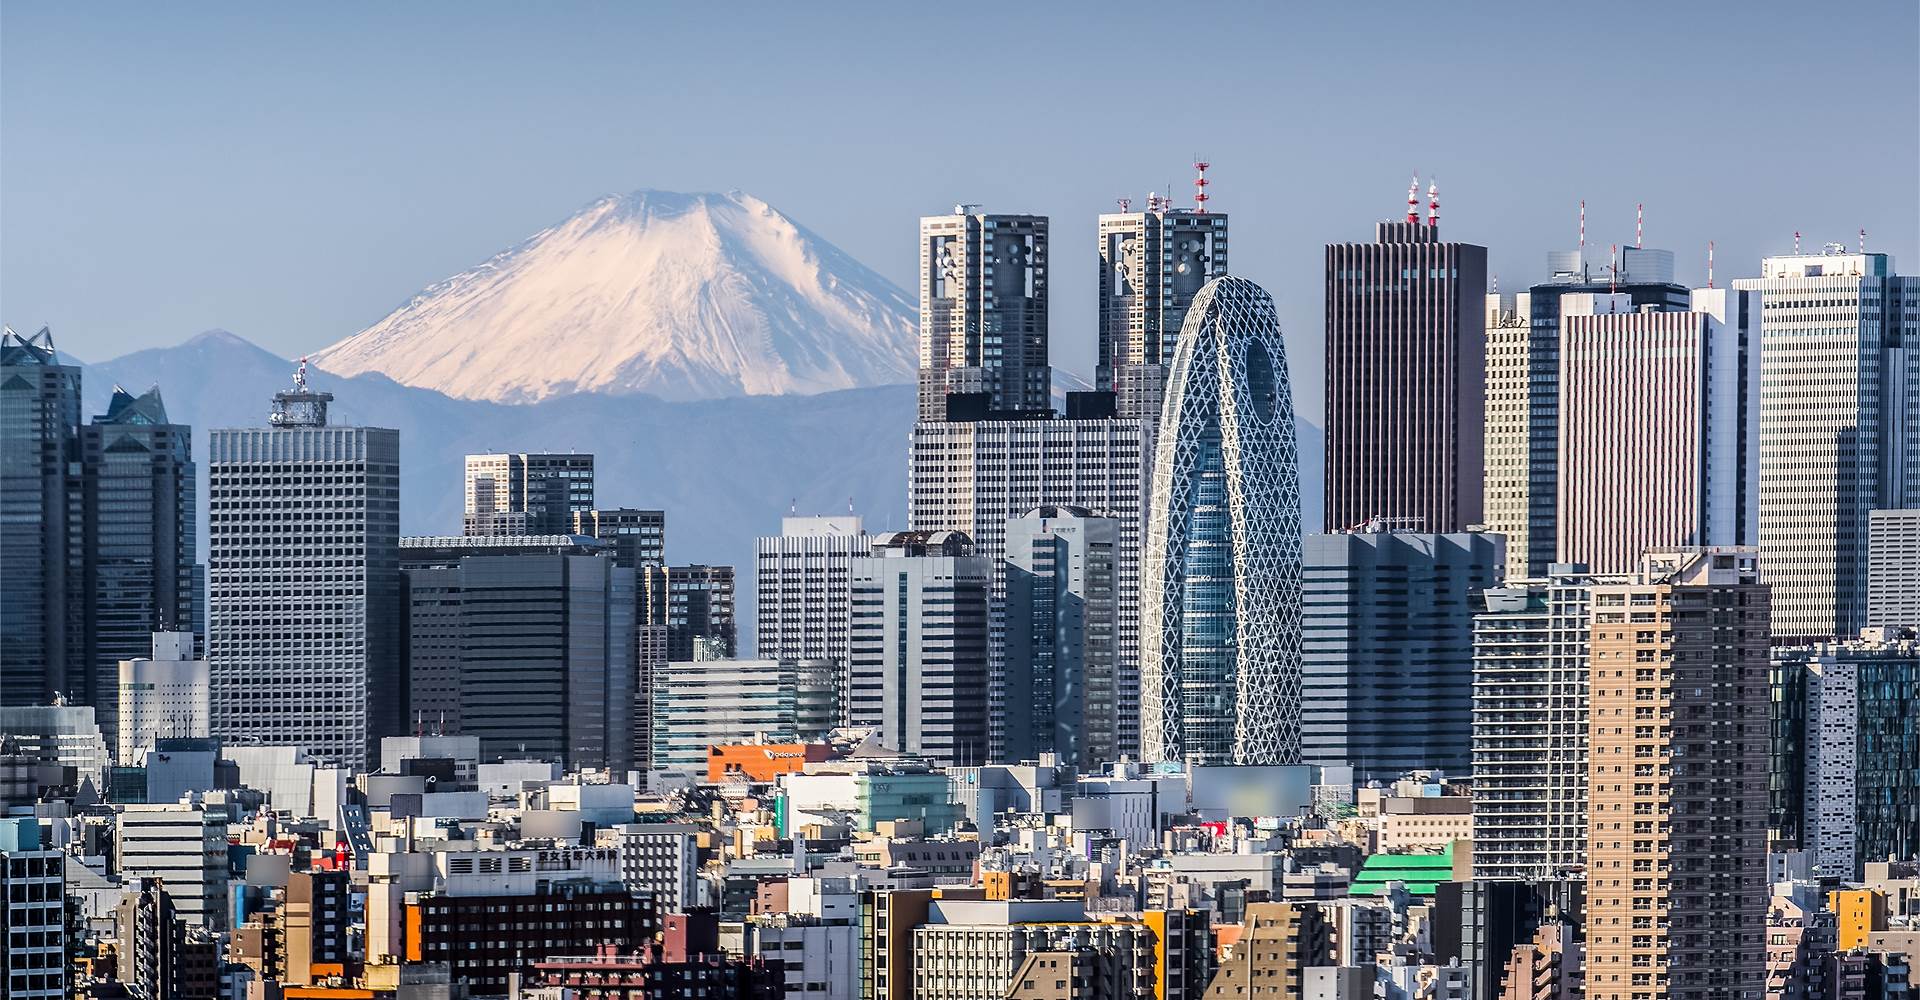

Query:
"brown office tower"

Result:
[[1323, 181, 1487, 532], [1585, 548, 1768, 1000]]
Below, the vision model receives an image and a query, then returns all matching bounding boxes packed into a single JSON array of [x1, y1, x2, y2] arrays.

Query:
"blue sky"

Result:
[[4, 2, 1915, 418]]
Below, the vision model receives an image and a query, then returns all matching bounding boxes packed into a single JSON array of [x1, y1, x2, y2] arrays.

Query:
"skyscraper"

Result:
[[463, 452, 595, 536], [1097, 200, 1229, 421], [1301, 525, 1502, 782], [908, 416, 1146, 761], [574, 507, 668, 779], [400, 534, 635, 772], [917, 209, 1050, 420], [1471, 566, 1624, 881], [81, 385, 198, 744], [116, 631, 208, 767], [756, 515, 868, 726], [1585, 548, 1767, 1000], [1, 326, 82, 709], [1324, 195, 1488, 533], [1735, 249, 1919, 641], [848, 531, 990, 766], [1556, 287, 1757, 573], [666, 564, 736, 662], [1003, 505, 1120, 768], [1867, 508, 1920, 628], [574, 507, 666, 568], [207, 366, 401, 766], [1483, 246, 1690, 579], [1140, 275, 1303, 767]]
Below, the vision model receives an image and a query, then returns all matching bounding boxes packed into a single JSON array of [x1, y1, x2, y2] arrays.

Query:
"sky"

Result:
[[4, 2, 1916, 420]]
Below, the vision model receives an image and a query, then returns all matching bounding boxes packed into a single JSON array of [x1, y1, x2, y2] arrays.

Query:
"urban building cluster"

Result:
[[4, 175, 1919, 1000]]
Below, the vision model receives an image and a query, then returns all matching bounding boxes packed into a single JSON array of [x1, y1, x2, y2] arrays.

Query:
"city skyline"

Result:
[[4, 4, 1916, 423]]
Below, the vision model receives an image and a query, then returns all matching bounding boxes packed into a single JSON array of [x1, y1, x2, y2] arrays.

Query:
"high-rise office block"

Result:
[[401, 534, 635, 772], [1097, 203, 1229, 421], [651, 655, 824, 780], [1557, 288, 1758, 573], [1867, 508, 1920, 628], [574, 507, 665, 567], [1, 326, 83, 710], [1735, 250, 1919, 641], [463, 452, 594, 536], [1003, 505, 1120, 768], [756, 515, 867, 726], [116, 794, 233, 932], [667, 564, 736, 662], [909, 416, 1146, 760], [1484, 248, 1690, 579], [207, 368, 401, 766], [1585, 548, 1767, 1000], [116, 631, 208, 766], [1301, 525, 1502, 781], [1471, 568, 1622, 881], [1325, 206, 1488, 533], [918, 209, 1050, 420], [1141, 276, 1303, 767], [1771, 632, 1920, 880], [848, 531, 990, 766]]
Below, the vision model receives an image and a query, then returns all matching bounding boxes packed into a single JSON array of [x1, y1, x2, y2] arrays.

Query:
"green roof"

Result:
[[1347, 845, 1454, 897]]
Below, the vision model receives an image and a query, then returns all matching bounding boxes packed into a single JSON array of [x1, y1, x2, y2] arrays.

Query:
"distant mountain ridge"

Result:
[[308, 190, 918, 403]]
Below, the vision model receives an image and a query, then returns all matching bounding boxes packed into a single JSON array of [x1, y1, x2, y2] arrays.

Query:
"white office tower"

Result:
[[1556, 288, 1758, 573], [116, 631, 208, 765], [463, 452, 595, 536], [115, 794, 232, 932], [755, 515, 868, 725], [207, 367, 401, 766], [1483, 292, 1536, 580], [1470, 567, 1623, 880], [847, 531, 990, 766], [1735, 250, 1919, 640], [908, 418, 1145, 760], [1140, 276, 1303, 767], [1097, 202, 1229, 421], [917, 209, 1051, 420]]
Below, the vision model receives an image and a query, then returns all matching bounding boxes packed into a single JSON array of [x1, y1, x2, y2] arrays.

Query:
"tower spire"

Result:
[[1407, 172, 1420, 226], [1193, 158, 1211, 213], [1426, 178, 1439, 229], [1636, 203, 1644, 248]]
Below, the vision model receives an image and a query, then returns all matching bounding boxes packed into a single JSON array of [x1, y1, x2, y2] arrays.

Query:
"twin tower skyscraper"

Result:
[[908, 198, 1305, 768]]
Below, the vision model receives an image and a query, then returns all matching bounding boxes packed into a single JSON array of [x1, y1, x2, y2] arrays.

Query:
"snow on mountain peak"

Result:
[[308, 189, 917, 403]]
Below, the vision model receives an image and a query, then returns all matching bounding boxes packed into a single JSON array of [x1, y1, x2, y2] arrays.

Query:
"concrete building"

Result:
[[756, 515, 868, 726], [910, 899, 1209, 1000], [207, 367, 400, 766], [0, 817, 66, 1000], [1324, 203, 1488, 533], [1203, 902, 1330, 998], [1772, 632, 1920, 879], [1141, 276, 1304, 767], [651, 656, 813, 781], [0, 327, 84, 713], [1585, 548, 1768, 1000], [401, 534, 635, 772], [1482, 247, 1690, 579], [1003, 505, 1120, 768], [616, 823, 701, 913], [667, 563, 736, 662], [1734, 250, 1919, 641], [1868, 508, 1920, 628], [463, 452, 594, 536], [848, 531, 990, 766], [1556, 288, 1758, 573], [116, 794, 232, 932], [1096, 199, 1230, 421], [917, 209, 1050, 420], [1301, 526, 1501, 781], [0, 704, 110, 787], [116, 631, 209, 766], [908, 413, 1146, 762], [1471, 568, 1623, 881]]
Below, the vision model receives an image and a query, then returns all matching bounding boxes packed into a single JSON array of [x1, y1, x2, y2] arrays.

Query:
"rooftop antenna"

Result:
[[1609, 244, 1619, 294], [293, 356, 309, 391], [1794, 231, 1802, 254], [1116, 197, 1131, 213], [1860, 228, 1867, 253], [789, 497, 797, 515], [1426, 178, 1439, 229], [1635, 203, 1644, 248], [1146, 191, 1160, 213], [1578, 200, 1586, 252], [1707, 240, 1715, 289], [1407, 172, 1420, 225], [847, 496, 855, 515], [1491, 272, 1499, 294], [1192, 158, 1211, 212]]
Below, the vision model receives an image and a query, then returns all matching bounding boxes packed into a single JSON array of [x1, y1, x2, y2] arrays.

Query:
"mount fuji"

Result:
[[309, 189, 917, 403]]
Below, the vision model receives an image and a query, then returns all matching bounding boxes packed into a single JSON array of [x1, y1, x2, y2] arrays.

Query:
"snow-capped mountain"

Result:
[[310, 190, 917, 403]]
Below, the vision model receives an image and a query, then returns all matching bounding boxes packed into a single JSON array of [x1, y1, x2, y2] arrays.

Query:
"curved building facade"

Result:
[[1140, 276, 1303, 766]]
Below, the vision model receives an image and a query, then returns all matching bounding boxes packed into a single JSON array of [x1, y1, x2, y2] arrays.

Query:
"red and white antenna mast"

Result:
[[1193, 158, 1211, 213], [1794, 230, 1801, 253], [1609, 243, 1619, 294], [1116, 197, 1131, 213], [1860, 228, 1867, 252], [1427, 178, 1439, 229], [1635, 203, 1644, 248], [1578, 200, 1587, 251], [1707, 240, 1716, 289], [1407, 173, 1420, 225]]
